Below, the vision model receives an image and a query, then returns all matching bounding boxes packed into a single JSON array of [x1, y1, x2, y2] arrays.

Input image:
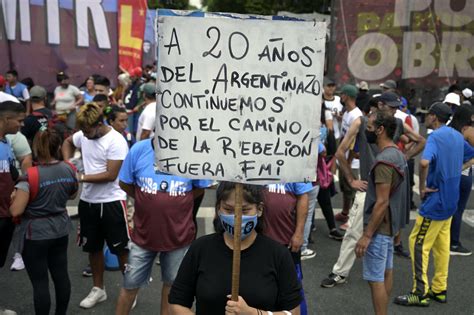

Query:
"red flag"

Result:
[[118, 0, 148, 71]]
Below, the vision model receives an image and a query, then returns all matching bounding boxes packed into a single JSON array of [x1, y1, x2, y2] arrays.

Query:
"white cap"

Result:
[[443, 92, 460, 106], [462, 88, 472, 99]]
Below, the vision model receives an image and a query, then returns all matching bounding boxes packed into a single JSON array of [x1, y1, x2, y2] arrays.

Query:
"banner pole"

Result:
[[231, 183, 243, 301]]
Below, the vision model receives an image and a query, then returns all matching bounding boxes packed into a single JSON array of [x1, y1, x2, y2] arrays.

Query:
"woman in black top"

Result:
[[169, 182, 301, 315], [10, 129, 78, 315]]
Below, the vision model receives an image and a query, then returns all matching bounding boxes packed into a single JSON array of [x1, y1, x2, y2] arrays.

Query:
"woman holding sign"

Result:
[[169, 182, 301, 315]]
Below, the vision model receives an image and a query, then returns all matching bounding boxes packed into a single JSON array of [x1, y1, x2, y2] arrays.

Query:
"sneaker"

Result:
[[79, 287, 107, 309], [0, 307, 17, 315], [394, 243, 410, 258], [301, 249, 316, 260], [10, 253, 24, 271], [428, 288, 447, 303], [334, 212, 349, 223], [450, 244, 472, 256], [82, 266, 92, 277], [320, 273, 346, 288], [328, 229, 344, 241], [339, 222, 349, 231], [394, 292, 430, 307]]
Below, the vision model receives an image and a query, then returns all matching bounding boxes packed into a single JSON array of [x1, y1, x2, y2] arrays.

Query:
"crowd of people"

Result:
[[0, 67, 473, 315]]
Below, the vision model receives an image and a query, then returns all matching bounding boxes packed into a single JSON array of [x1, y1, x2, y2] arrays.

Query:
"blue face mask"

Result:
[[218, 213, 258, 240]]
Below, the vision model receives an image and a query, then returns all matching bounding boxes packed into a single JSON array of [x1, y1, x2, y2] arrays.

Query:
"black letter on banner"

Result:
[[164, 28, 181, 55], [202, 26, 221, 58], [228, 32, 249, 60]]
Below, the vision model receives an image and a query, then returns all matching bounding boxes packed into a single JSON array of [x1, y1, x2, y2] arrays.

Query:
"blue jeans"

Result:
[[123, 242, 189, 288], [302, 186, 319, 251], [363, 234, 394, 282], [451, 173, 472, 246]]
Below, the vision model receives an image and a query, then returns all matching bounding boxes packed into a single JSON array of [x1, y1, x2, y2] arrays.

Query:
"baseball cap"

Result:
[[340, 84, 358, 98], [379, 91, 401, 108], [0, 75, 5, 86], [443, 92, 460, 106], [380, 80, 397, 90], [399, 97, 408, 109], [462, 88, 472, 99], [429, 102, 452, 122], [129, 67, 143, 78], [142, 83, 155, 97], [357, 81, 369, 91], [323, 77, 335, 86], [30, 86, 47, 99]]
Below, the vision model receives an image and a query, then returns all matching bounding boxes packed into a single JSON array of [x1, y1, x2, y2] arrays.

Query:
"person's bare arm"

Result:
[[419, 159, 438, 200], [169, 304, 194, 315], [289, 193, 308, 252], [403, 123, 426, 160], [9, 189, 29, 217], [463, 158, 474, 171], [74, 93, 84, 107], [79, 160, 123, 183], [355, 181, 390, 258], [140, 129, 152, 141], [62, 136, 76, 160], [335, 117, 367, 191], [18, 154, 32, 173], [119, 181, 135, 199]]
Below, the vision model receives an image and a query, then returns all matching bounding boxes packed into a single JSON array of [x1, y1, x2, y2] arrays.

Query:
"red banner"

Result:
[[118, 0, 148, 72]]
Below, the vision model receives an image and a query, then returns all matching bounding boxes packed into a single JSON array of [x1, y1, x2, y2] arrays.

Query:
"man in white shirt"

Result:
[[136, 83, 156, 141], [322, 78, 343, 140], [62, 103, 129, 309]]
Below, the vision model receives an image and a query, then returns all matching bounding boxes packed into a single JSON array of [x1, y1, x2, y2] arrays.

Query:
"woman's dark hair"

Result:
[[104, 106, 127, 124], [449, 104, 474, 132], [32, 129, 62, 162], [213, 182, 265, 234]]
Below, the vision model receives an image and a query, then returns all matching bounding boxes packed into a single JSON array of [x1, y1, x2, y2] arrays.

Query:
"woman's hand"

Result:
[[225, 296, 256, 315]]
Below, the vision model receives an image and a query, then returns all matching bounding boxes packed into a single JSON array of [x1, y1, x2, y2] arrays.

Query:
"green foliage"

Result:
[[206, 0, 328, 15], [147, 0, 192, 10]]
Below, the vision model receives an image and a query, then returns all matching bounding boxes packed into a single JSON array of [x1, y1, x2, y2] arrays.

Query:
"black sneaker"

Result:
[[394, 292, 430, 307], [450, 244, 472, 256], [328, 229, 344, 241], [428, 288, 447, 303], [320, 273, 346, 288], [82, 266, 92, 277], [394, 243, 410, 258]]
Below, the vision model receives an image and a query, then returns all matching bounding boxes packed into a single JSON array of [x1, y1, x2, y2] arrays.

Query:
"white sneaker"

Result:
[[0, 307, 17, 315], [10, 253, 25, 271], [79, 287, 107, 309], [301, 249, 316, 260]]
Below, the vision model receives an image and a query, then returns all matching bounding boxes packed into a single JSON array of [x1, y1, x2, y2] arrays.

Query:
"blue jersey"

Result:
[[420, 126, 467, 220]]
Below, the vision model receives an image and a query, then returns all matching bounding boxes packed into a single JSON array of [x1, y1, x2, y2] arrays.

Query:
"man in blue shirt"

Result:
[[5, 70, 29, 103], [395, 102, 474, 307]]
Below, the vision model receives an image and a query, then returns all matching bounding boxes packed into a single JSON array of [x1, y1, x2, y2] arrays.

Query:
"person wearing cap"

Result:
[[322, 77, 343, 141], [136, 83, 156, 141], [21, 86, 54, 144], [443, 92, 460, 112], [4, 70, 30, 103], [335, 85, 363, 227], [356, 81, 370, 113], [462, 88, 472, 105], [395, 102, 474, 307], [123, 68, 143, 135], [52, 72, 83, 129], [379, 80, 397, 93]]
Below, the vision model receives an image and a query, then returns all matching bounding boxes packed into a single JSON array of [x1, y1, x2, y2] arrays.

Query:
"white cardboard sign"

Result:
[[155, 14, 326, 184]]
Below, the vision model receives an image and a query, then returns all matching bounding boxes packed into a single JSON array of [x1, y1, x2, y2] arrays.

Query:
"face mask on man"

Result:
[[218, 213, 258, 240], [365, 129, 378, 144]]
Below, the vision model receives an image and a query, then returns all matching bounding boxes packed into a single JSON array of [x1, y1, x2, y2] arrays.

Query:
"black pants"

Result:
[[0, 217, 15, 268], [22, 235, 70, 315], [317, 187, 337, 230]]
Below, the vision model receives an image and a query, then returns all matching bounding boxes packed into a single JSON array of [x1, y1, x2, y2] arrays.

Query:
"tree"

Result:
[[206, 0, 328, 15], [147, 0, 192, 10]]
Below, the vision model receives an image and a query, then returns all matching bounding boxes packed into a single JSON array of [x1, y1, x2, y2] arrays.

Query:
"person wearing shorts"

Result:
[[115, 138, 212, 315], [355, 111, 410, 315], [62, 103, 129, 309]]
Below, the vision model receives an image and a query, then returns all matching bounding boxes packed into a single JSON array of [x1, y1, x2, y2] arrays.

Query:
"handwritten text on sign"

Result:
[[155, 15, 326, 184]]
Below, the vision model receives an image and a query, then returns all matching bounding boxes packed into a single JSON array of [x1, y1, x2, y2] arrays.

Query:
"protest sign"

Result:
[[155, 12, 326, 184]]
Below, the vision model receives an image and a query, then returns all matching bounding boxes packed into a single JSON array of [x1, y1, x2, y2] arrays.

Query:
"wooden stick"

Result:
[[231, 183, 243, 301]]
